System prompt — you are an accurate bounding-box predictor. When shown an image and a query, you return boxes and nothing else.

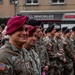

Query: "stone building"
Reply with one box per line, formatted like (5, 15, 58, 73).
(0, 0, 75, 27)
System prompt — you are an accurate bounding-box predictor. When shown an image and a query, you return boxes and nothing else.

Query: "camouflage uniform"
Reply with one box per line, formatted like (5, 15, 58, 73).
(23, 47, 41, 75)
(43, 36, 60, 75)
(0, 42, 27, 75)
(63, 37, 74, 75)
(70, 34, 75, 75)
(34, 38, 50, 73)
(70, 35, 75, 54)
(54, 37, 66, 75)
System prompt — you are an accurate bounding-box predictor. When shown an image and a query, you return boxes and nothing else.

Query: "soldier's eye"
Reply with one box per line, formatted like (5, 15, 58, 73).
(25, 27, 28, 31)
(17, 27, 23, 31)
(33, 34, 37, 37)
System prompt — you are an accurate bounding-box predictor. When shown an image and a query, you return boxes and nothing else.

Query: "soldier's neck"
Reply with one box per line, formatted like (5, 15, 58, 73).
(23, 44, 31, 50)
(9, 41, 23, 50)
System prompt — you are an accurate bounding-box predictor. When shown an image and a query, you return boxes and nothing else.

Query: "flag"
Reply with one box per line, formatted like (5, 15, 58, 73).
(0, 62, 5, 71)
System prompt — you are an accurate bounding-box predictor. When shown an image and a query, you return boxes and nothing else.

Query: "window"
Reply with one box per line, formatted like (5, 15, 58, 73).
(10, 0, 18, 5)
(26, 0, 38, 5)
(0, 0, 2, 3)
(51, 0, 65, 4)
(10, 0, 14, 3)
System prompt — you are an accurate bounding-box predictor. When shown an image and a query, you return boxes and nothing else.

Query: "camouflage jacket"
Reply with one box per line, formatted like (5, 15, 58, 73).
(34, 38, 50, 69)
(53, 37, 66, 63)
(0, 42, 27, 75)
(63, 37, 74, 62)
(23, 48, 41, 75)
(70, 35, 75, 54)
(43, 36, 58, 67)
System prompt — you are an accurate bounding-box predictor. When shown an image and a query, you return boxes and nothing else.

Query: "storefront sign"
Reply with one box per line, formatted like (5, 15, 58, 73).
(26, 14, 54, 20)
(62, 13, 75, 21)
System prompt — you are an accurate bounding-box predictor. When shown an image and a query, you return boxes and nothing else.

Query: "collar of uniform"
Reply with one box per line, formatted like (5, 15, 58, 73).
(5, 42, 22, 52)
(23, 47, 28, 53)
(23, 47, 32, 54)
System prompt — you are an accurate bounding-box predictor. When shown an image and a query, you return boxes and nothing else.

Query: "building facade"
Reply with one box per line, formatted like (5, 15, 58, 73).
(0, 0, 75, 27)
(0, 0, 15, 18)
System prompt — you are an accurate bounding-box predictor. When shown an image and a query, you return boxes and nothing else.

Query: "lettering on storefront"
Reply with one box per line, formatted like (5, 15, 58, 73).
(27, 14, 54, 20)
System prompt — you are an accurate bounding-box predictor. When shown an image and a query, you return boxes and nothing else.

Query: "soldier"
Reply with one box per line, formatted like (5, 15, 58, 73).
(0, 16, 29, 75)
(43, 25, 62, 75)
(35, 27, 50, 74)
(23, 25, 41, 75)
(54, 28, 66, 75)
(70, 27, 75, 75)
(61, 27, 67, 40)
(71, 26, 75, 52)
(63, 29, 74, 75)
(28, 19, 50, 74)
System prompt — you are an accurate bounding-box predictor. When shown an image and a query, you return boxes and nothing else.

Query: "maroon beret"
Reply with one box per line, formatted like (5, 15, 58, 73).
(28, 25, 36, 37)
(6, 16, 28, 35)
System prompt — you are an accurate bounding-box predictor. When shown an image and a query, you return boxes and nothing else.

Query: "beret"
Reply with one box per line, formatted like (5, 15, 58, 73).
(45, 25, 54, 33)
(28, 19, 42, 26)
(6, 16, 28, 35)
(72, 27, 75, 31)
(62, 27, 67, 32)
(56, 28, 61, 32)
(28, 25, 36, 37)
(64, 29, 70, 34)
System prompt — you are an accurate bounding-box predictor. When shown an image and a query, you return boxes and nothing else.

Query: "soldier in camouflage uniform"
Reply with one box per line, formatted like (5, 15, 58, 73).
(70, 27, 75, 75)
(34, 27, 50, 74)
(61, 27, 67, 40)
(71, 27, 75, 54)
(0, 16, 29, 75)
(28, 19, 50, 74)
(43, 25, 62, 75)
(54, 28, 67, 75)
(63, 29, 74, 75)
(23, 25, 41, 75)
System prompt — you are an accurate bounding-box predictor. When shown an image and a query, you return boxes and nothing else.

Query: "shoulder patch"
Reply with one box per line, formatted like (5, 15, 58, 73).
(0, 62, 5, 71)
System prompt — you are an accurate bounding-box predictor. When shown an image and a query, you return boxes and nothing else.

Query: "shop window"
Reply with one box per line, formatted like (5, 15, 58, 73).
(0, 0, 2, 3)
(26, 0, 38, 5)
(51, 0, 65, 4)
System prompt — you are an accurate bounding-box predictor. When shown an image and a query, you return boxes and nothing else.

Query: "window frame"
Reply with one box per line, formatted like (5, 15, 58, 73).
(25, 0, 39, 5)
(51, 0, 66, 5)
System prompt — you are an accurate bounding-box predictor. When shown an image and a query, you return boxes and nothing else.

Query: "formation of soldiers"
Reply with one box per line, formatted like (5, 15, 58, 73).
(0, 16, 75, 75)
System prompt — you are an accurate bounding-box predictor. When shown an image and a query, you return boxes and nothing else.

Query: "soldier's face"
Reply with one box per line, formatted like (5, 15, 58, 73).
(66, 32, 71, 38)
(10, 25, 29, 44)
(51, 29, 56, 35)
(56, 32, 61, 37)
(26, 34, 37, 47)
(36, 28, 43, 38)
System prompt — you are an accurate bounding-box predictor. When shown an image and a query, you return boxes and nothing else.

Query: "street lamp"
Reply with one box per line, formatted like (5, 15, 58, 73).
(14, 0, 18, 16)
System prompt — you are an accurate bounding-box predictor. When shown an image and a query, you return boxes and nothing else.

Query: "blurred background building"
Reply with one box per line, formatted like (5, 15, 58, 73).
(0, 0, 75, 28)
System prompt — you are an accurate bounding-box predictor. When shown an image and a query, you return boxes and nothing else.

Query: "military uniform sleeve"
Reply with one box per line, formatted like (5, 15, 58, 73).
(40, 48, 50, 69)
(46, 43, 58, 59)
(64, 42, 74, 59)
(0, 51, 13, 75)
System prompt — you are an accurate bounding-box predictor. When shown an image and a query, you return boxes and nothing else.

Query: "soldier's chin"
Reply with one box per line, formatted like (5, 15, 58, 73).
(21, 40, 27, 43)
(31, 44, 35, 47)
(18, 39, 26, 44)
